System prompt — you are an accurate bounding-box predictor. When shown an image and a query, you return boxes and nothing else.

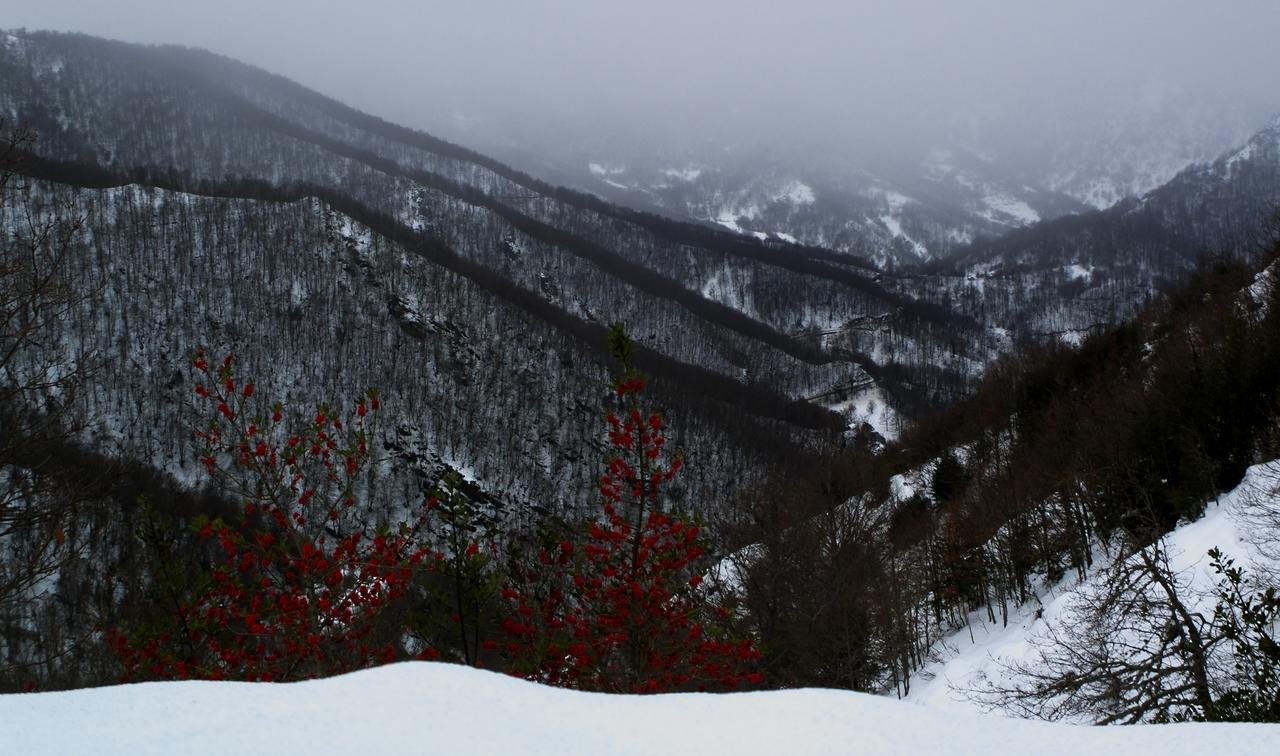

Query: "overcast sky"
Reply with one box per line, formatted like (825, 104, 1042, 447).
(4, 1, 1279, 161)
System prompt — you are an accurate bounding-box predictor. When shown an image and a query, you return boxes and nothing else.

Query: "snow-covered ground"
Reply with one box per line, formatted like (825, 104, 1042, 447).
(4, 662, 1277, 755)
(908, 460, 1280, 718)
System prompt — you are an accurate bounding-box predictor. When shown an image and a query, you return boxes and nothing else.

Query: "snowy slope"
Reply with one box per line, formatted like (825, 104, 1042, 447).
(908, 460, 1280, 717)
(3, 662, 1278, 755)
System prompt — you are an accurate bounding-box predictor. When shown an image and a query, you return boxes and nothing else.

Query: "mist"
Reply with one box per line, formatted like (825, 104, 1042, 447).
(5, 0, 1280, 167)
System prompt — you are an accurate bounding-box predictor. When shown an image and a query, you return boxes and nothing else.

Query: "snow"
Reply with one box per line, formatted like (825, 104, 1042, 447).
(881, 190, 915, 211)
(712, 209, 748, 234)
(878, 214, 929, 259)
(4, 662, 1276, 755)
(1063, 263, 1093, 281)
(709, 180, 815, 237)
(889, 472, 916, 502)
(699, 265, 757, 316)
(830, 386, 899, 441)
(980, 192, 1041, 225)
(1226, 142, 1255, 169)
(587, 162, 626, 177)
(772, 231, 798, 244)
(662, 166, 702, 182)
(1244, 262, 1276, 316)
(1069, 177, 1124, 210)
(864, 186, 917, 213)
(776, 180, 816, 205)
(907, 460, 1280, 718)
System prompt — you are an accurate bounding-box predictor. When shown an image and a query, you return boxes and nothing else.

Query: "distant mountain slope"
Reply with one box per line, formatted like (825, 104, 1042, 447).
(952, 118, 1280, 272)
(894, 117, 1280, 340)
(493, 140, 1091, 268)
(462, 86, 1271, 268)
(1011, 86, 1270, 210)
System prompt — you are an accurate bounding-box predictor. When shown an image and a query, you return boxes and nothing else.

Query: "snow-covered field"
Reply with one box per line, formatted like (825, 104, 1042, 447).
(3, 661, 1276, 755)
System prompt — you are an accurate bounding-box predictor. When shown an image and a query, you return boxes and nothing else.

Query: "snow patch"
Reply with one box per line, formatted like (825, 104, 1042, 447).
(980, 193, 1040, 225)
(889, 473, 916, 503)
(662, 166, 702, 182)
(879, 215, 929, 259)
(1062, 264, 1093, 281)
(866, 186, 917, 212)
(1226, 142, 1255, 169)
(713, 211, 747, 234)
(587, 162, 625, 177)
(830, 387, 899, 441)
(776, 180, 816, 205)
(699, 266, 756, 316)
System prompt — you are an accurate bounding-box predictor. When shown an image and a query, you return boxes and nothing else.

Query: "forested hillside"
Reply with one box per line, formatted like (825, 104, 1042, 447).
(0, 30, 1040, 526)
(729, 249, 1280, 713)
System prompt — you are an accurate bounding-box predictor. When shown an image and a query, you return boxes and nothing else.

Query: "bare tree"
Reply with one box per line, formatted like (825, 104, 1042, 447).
(973, 533, 1224, 723)
(0, 123, 100, 688)
(1234, 460, 1280, 583)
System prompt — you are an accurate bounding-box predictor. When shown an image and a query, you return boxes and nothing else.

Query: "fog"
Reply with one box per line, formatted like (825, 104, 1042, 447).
(5, 0, 1280, 166)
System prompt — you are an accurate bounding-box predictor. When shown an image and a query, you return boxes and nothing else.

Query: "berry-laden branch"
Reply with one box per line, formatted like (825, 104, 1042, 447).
(496, 324, 763, 693)
(107, 351, 438, 682)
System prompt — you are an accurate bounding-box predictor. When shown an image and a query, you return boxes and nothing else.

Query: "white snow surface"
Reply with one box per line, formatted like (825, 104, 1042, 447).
(663, 166, 703, 182)
(776, 179, 816, 205)
(1063, 263, 1094, 281)
(830, 387, 899, 441)
(588, 162, 626, 177)
(907, 460, 1280, 719)
(4, 661, 1276, 755)
(979, 192, 1041, 225)
(878, 214, 929, 259)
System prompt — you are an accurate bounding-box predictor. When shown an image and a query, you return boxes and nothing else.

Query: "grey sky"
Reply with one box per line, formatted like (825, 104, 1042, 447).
(4, 1, 1279, 160)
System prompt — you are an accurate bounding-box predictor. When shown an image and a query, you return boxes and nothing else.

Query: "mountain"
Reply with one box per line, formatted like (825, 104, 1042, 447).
(998, 85, 1271, 210)
(0, 29, 1002, 523)
(453, 86, 1273, 268)
(474, 137, 1092, 268)
(4, 29, 1278, 516)
(914, 115, 1280, 340)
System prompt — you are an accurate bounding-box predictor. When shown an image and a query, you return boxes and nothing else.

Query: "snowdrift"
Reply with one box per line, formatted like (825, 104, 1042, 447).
(3, 661, 1277, 755)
